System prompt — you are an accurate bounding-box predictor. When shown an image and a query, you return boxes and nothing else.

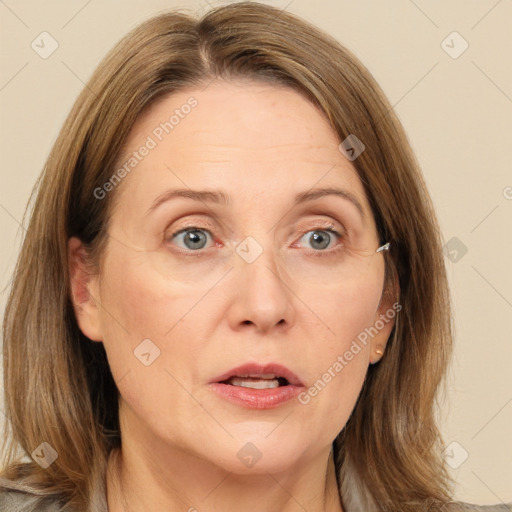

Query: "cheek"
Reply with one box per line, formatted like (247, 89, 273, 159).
(307, 269, 383, 352)
(295, 272, 382, 434)
(96, 245, 208, 384)
(95, 248, 213, 438)
(99, 238, 217, 336)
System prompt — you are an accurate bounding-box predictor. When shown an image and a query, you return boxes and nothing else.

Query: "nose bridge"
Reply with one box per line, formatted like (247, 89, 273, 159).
(229, 233, 295, 332)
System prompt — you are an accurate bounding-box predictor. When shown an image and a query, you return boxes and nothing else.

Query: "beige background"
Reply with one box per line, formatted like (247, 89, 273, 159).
(1, 0, 511, 505)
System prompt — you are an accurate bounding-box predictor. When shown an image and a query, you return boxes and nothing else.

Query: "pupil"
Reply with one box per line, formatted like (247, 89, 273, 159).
(185, 230, 206, 249)
(311, 231, 330, 250)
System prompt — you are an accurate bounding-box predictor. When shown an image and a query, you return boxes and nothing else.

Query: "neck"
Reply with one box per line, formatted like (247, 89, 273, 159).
(106, 412, 343, 512)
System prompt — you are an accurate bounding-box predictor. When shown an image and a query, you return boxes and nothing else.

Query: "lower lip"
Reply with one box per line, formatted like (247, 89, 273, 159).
(209, 382, 304, 409)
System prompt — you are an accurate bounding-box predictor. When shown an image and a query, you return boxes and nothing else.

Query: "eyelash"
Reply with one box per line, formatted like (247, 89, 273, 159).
(165, 223, 346, 257)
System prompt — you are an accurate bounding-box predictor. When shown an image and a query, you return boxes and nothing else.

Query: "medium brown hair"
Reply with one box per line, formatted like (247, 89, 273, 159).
(2, 2, 454, 510)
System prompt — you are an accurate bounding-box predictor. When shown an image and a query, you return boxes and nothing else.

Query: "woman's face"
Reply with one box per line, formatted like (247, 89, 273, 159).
(74, 79, 394, 474)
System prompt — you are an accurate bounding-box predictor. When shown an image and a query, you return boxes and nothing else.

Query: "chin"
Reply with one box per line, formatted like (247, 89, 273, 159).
(202, 428, 315, 475)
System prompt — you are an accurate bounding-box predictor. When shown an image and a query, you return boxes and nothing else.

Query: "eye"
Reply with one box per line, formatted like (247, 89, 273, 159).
(297, 228, 343, 251)
(166, 225, 344, 254)
(169, 228, 214, 251)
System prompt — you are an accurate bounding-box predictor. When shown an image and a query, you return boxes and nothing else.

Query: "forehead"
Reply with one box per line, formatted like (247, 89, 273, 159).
(124, 80, 341, 159)
(112, 79, 373, 220)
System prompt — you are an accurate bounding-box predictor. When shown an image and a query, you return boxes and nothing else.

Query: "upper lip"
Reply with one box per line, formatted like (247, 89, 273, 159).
(211, 362, 304, 386)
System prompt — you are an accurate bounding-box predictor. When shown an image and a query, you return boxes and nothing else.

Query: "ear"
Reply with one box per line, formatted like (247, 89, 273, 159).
(369, 271, 400, 365)
(68, 237, 103, 342)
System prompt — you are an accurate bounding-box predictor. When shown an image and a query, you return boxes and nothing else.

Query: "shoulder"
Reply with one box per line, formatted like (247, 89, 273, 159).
(0, 477, 65, 512)
(451, 502, 512, 512)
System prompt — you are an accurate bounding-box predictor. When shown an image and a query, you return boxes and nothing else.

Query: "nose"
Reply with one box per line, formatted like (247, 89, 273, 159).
(226, 244, 296, 335)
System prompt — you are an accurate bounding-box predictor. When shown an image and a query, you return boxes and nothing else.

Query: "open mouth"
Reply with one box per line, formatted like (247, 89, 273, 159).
(210, 364, 304, 409)
(221, 374, 290, 389)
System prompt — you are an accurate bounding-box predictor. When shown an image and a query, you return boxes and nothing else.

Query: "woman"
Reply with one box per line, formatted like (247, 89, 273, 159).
(1, 2, 509, 511)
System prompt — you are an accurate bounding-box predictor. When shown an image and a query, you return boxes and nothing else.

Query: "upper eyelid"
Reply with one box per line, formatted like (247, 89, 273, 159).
(166, 219, 344, 237)
(165, 212, 346, 233)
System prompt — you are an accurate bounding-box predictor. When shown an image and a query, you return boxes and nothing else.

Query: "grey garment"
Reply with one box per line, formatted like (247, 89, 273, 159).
(0, 491, 62, 512)
(0, 478, 76, 512)
(456, 506, 512, 512)
(1, 481, 511, 512)
(0, 489, 65, 512)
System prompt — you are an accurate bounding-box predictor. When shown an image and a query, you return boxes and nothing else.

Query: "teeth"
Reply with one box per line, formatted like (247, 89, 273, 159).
(237, 373, 276, 379)
(228, 377, 280, 389)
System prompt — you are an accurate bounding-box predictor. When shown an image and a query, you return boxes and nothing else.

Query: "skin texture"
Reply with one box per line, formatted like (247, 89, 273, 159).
(69, 79, 395, 512)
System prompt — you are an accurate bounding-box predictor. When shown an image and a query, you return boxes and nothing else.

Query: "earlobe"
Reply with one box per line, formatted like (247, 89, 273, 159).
(369, 310, 395, 364)
(68, 237, 103, 342)
(370, 274, 400, 365)
(370, 345, 385, 365)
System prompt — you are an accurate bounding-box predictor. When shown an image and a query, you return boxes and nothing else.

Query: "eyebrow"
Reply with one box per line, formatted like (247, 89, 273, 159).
(146, 186, 365, 218)
(294, 187, 365, 218)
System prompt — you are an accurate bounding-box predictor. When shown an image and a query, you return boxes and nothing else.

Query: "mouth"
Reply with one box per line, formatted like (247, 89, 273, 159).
(209, 363, 305, 409)
(221, 374, 290, 389)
